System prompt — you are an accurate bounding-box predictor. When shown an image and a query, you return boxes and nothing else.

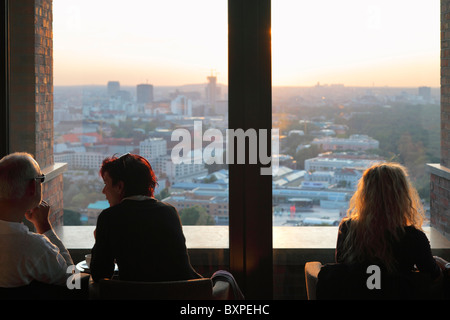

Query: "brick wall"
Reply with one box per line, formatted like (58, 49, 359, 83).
(443, 1, 450, 168)
(34, 0, 54, 168)
(10, 0, 64, 226)
(430, 0, 450, 240)
(430, 172, 450, 237)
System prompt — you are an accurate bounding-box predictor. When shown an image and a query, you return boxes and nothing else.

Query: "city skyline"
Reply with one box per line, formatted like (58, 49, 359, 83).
(53, 0, 439, 88)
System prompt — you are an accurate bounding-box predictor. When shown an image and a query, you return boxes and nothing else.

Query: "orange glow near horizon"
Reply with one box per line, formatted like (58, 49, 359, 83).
(53, 0, 440, 88)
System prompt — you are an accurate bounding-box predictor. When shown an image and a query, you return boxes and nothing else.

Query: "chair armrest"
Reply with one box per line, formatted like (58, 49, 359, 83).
(305, 261, 323, 300)
(75, 272, 91, 285)
(305, 261, 322, 278)
(212, 280, 231, 300)
(66, 272, 90, 299)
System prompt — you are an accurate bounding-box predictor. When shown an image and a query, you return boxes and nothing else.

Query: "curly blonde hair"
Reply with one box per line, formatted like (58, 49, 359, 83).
(339, 162, 425, 272)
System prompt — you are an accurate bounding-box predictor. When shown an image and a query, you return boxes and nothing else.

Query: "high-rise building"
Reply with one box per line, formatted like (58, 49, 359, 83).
(107, 81, 120, 97)
(206, 75, 216, 105)
(311, 134, 379, 152)
(418, 86, 431, 102)
(136, 84, 154, 104)
(205, 73, 221, 114)
(139, 137, 167, 162)
(170, 95, 192, 116)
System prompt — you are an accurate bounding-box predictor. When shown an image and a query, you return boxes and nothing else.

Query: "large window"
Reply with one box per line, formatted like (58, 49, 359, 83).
(272, 0, 440, 229)
(50, 0, 443, 299)
(271, 0, 440, 299)
(53, 0, 229, 228)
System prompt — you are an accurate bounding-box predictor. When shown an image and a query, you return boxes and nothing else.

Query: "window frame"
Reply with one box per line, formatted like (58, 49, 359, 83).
(228, 0, 273, 299)
(0, 0, 9, 159)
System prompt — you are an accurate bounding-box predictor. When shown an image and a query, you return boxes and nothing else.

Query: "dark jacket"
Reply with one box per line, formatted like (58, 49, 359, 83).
(336, 219, 441, 279)
(90, 198, 201, 282)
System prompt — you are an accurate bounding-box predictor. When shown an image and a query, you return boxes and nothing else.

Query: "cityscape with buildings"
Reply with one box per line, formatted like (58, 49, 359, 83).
(54, 76, 440, 227)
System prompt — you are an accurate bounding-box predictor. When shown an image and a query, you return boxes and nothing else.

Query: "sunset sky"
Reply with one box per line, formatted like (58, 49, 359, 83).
(53, 0, 440, 88)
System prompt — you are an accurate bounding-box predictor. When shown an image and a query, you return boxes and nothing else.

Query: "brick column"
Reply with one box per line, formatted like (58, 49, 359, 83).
(10, 0, 66, 226)
(443, 1, 450, 168)
(35, 0, 53, 168)
(429, 0, 450, 239)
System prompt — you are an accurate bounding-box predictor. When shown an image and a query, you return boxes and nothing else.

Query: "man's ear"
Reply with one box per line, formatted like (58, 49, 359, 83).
(26, 179, 36, 196)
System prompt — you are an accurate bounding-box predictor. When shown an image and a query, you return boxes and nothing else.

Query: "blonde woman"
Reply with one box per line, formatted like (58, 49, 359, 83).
(336, 163, 447, 281)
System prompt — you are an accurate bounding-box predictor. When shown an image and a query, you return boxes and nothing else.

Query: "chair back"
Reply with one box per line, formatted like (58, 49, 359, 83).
(316, 263, 439, 300)
(0, 273, 90, 300)
(98, 278, 213, 300)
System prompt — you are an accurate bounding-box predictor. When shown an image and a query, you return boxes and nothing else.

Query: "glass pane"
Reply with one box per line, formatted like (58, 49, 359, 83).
(272, 0, 440, 299)
(53, 0, 228, 275)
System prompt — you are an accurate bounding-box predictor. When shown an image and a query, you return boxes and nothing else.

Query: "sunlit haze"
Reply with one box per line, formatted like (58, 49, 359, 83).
(53, 0, 439, 87)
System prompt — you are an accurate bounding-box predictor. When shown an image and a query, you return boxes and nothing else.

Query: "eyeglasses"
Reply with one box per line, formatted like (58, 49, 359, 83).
(34, 174, 45, 183)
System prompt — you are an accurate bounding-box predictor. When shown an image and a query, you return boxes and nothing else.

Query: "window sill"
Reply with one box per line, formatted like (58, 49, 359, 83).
(427, 163, 450, 180)
(42, 162, 68, 182)
(54, 225, 450, 250)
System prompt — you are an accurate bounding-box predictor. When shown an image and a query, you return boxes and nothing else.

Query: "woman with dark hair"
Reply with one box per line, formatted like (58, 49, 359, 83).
(335, 163, 448, 287)
(90, 153, 202, 283)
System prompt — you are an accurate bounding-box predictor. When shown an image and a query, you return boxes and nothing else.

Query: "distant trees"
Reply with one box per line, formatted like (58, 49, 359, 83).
(155, 187, 170, 201)
(279, 118, 322, 168)
(279, 102, 439, 200)
(345, 104, 439, 160)
(293, 144, 322, 170)
(179, 206, 215, 225)
(64, 182, 103, 210)
(110, 118, 158, 138)
(63, 209, 82, 226)
(343, 103, 440, 199)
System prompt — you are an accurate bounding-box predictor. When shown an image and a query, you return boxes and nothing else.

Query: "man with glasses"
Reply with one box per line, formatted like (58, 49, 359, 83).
(0, 152, 73, 288)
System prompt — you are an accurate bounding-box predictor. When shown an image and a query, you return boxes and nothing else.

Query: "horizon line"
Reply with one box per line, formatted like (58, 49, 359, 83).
(53, 83, 440, 89)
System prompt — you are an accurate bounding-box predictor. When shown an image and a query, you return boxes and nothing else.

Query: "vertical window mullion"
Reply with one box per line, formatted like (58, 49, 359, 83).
(0, 0, 9, 158)
(228, 0, 273, 299)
